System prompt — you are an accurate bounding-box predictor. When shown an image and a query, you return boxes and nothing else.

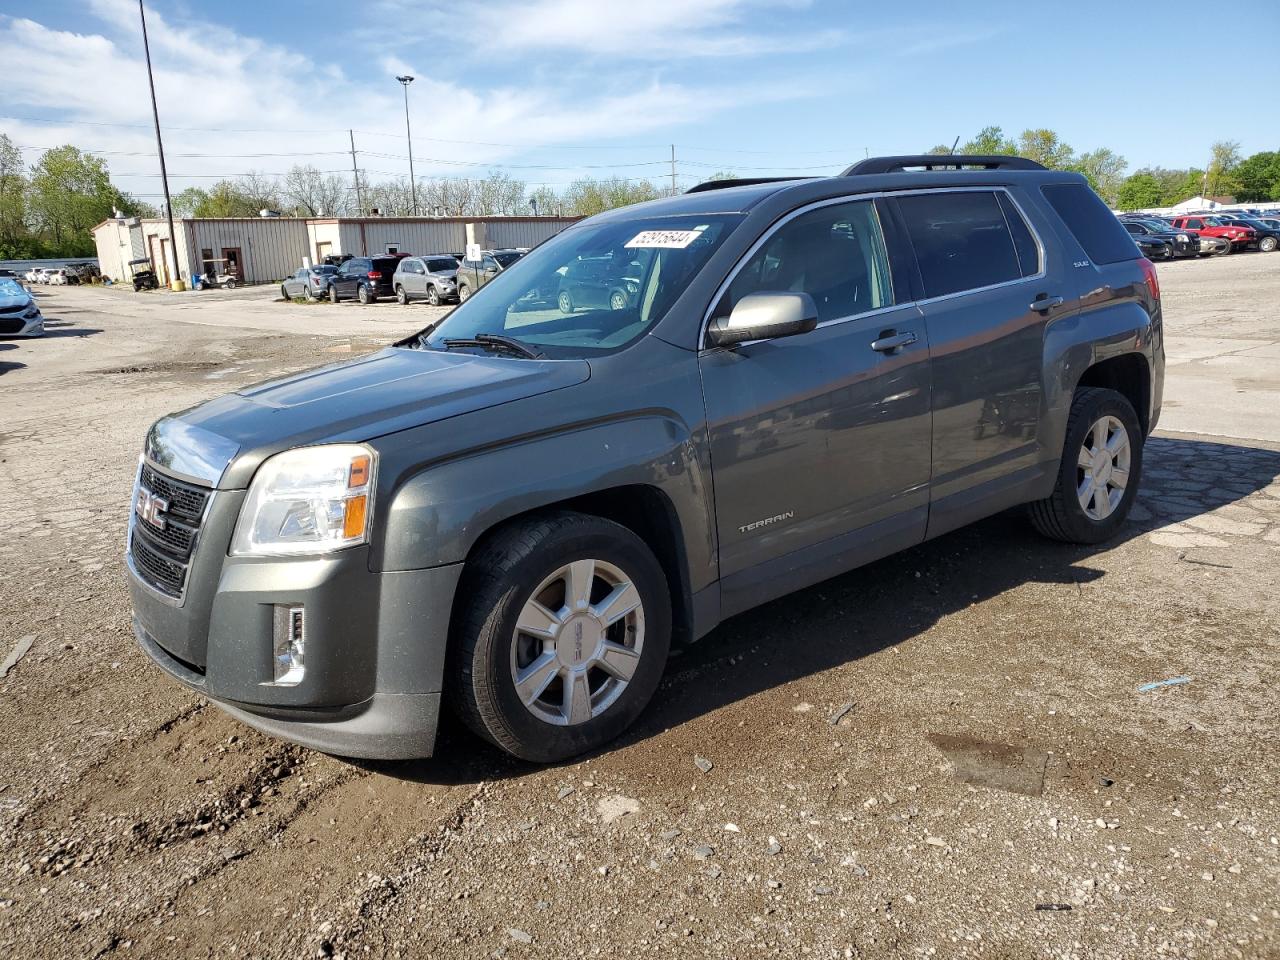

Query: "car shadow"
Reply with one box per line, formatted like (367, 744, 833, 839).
(35, 324, 103, 339)
(356, 435, 1280, 785)
(0, 342, 25, 375)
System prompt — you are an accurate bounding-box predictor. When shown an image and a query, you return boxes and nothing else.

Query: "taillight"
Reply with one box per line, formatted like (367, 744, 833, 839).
(367, 271, 382, 279)
(1138, 257, 1160, 302)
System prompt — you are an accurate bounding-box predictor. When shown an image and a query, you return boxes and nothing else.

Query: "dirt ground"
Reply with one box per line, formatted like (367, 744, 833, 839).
(1, 256, 1278, 960)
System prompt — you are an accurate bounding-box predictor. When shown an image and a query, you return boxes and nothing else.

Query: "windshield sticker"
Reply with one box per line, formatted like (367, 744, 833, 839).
(625, 229, 704, 249)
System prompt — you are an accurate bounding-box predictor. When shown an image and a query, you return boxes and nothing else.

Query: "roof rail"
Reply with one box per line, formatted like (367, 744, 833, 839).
(685, 176, 808, 194)
(842, 155, 1047, 176)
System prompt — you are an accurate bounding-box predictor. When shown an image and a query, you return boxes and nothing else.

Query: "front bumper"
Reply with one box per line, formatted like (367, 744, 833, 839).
(129, 535, 464, 759)
(0, 312, 44, 337)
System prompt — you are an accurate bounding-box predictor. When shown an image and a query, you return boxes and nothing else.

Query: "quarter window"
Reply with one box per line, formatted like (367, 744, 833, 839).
(717, 199, 894, 324)
(997, 193, 1041, 277)
(897, 191, 1022, 298)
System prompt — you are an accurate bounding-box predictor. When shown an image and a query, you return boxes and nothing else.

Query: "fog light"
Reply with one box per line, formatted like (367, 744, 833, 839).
(270, 605, 306, 685)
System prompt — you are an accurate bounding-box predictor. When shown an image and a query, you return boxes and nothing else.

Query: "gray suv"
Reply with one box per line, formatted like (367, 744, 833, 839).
(127, 155, 1163, 763)
(392, 255, 460, 306)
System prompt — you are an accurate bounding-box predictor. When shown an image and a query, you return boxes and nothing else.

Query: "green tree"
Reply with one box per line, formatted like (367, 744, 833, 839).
(1116, 172, 1163, 211)
(1206, 140, 1242, 198)
(562, 177, 660, 216)
(187, 180, 263, 217)
(26, 145, 132, 255)
(1071, 147, 1128, 205)
(1231, 150, 1280, 202)
(527, 185, 560, 217)
(1016, 129, 1075, 169)
(172, 187, 209, 218)
(0, 133, 27, 257)
(964, 126, 1017, 155)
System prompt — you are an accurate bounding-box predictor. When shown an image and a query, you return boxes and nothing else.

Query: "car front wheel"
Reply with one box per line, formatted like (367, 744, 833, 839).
(329, 285, 339, 303)
(1029, 387, 1143, 544)
(1260, 236, 1278, 253)
(426, 285, 440, 306)
(396, 285, 409, 305)
(448, 512, 671, 763)
(458, 283, 471, 303)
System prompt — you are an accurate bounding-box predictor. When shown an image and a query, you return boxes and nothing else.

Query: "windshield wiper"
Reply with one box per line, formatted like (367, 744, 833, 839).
(441, 332, 545, 359)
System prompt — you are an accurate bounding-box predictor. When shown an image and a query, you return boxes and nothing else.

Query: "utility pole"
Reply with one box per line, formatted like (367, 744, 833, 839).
(670, 144, 677, 195)
(396, 75, 418, 216)
(139, 0, 181, 290)
(349, 129, 364, 215)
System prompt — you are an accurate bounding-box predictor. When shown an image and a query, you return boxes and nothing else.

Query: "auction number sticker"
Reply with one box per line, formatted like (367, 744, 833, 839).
(625, 229, 704, 249)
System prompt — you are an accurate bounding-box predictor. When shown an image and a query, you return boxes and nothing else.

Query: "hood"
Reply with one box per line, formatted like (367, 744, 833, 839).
(0, 290, 32, 311)
(150, 346, 590, 488)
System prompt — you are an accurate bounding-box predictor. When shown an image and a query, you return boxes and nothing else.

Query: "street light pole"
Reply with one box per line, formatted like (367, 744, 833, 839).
(396, 75, 418, 216)
(139, 0, 182, 289)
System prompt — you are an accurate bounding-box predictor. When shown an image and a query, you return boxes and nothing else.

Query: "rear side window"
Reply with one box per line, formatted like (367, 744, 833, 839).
(897, 191, 1022, 298)
(1042, 183, 1140, 264)
(997, 193, 1041, 277)
(372, 257, 401, 272)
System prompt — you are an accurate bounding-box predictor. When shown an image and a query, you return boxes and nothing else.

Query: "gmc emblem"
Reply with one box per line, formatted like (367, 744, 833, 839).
(134, 486, 169, 530)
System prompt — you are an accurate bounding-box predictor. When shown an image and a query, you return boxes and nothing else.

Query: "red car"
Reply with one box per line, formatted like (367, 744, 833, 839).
(1168, 215, 1256, 253)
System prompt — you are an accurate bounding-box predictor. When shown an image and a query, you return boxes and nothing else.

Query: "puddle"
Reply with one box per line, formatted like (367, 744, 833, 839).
(928, 733, 1048, 797)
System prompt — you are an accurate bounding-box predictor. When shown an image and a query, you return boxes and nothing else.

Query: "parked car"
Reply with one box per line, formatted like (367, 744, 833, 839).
(1119, 219, 1197, 258)
(1167, 215, 1256, 252)
(1217, 217, 1280, 252)
(46, 268, 70, 285)
(0, 269, 15, 279)
(392, 255, 460, 305)
(455, 249, 524, 302)
(1130, 234, 1172, 260)
(280, 264, 337, 301)
(127, 154, 1163, 763)
(325, 255, 405, 303)
(0, 277, 44, 337)
(556, 253, 643, 312)
(23, 268, 43, 283)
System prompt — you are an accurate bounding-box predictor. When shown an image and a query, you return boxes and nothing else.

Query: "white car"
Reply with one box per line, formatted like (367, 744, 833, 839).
(25, 268, 45, 284)
(46, 269, 68, 285)
(0, 277, 44, 337)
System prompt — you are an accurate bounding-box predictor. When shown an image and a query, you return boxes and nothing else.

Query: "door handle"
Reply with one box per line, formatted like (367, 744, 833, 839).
(1030, 294, 1064, 313)
(870, 330, 917, 353)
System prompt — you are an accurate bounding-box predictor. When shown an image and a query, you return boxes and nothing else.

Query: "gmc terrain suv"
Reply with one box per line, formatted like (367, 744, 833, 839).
(127, 155, 1164, 763)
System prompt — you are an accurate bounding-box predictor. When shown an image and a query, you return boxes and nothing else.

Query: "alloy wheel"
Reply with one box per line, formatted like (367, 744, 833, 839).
(509, 558, 644, 726)
(1077, 415, 1131, 520)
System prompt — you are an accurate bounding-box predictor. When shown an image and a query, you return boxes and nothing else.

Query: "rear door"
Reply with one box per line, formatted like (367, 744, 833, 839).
(699, 196, 932, 613)
(889, 188, 1068, 534)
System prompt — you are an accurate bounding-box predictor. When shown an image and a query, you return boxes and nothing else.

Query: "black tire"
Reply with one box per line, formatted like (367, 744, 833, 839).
(1217, 241, 1233, 255)
(1029, 387, 1143, 544)
(448, 512, 672, 763)
(396, 285, 409, 305)
(329, 284, 339, 303)
(425, 285, 440, 306)
(224, 279, 237, 290)
(281, 285, 290, 301)
(1260, 236, 1278, 253)
(458, 282, 471, 303)
(558, 290, 574, 314)
(609, 289, 628, 310)
(357, 284, 372, 305)
(304, 284, 317, 301)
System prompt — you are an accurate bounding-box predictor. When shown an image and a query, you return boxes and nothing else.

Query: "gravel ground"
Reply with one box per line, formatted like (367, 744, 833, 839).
(1, 257, 1278, 959)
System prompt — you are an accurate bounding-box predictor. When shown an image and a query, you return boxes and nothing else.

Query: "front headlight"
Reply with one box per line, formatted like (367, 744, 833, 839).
(230, 444, 375, 556)
(1177, 233, 1189, 242)
(23, 304, 39, 318)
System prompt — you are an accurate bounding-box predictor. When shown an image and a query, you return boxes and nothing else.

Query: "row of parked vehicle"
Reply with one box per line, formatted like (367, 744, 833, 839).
(18, 263, 101, 285)
(280, 248, 528, 307)
(1117, 209, 1280, 260)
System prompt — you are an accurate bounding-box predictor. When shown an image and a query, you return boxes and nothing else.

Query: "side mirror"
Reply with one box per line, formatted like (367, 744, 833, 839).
(706, 292, 819, 348)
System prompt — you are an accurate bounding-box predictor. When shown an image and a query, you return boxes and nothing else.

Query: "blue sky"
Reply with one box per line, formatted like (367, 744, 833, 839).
(1, 0, 1277, 204)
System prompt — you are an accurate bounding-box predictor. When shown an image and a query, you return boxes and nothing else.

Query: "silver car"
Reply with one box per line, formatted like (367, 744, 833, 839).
(0, 277, 44, 337)
(391, 255, 459, 306)
(280, 264, 337, 301)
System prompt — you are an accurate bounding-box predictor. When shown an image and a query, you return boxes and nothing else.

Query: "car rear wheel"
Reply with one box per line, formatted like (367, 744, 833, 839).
(609, 290, 628, 310)
(1260, 236, 1278, 253)
(395, 285, 408, 305)
(304, 284, 317, 301)
(1029, 387, 1143, 544)
(558, 290, 574, 314)
(458, 283, 471, 303)
(358, 284, 372, 305)
(448, 512, 671, 763)
(426, 285, 440, 306)
(224, 279, 237, 289)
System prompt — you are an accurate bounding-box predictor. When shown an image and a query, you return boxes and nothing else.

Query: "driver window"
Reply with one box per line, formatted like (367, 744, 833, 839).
(482, 254, 499, 271)
(718, 200, 893, 324)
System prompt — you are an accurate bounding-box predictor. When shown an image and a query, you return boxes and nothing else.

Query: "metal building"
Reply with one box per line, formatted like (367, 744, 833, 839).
(91, 215, 580, 286)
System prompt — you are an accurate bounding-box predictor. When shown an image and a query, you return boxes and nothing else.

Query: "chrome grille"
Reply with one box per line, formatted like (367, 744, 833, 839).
(129, 463, 212, 601)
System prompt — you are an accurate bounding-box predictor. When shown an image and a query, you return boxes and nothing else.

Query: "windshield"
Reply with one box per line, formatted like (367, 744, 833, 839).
(0, 278, 27, 297)
(422, 214, 743, 358)
(493, 251, 523, 268)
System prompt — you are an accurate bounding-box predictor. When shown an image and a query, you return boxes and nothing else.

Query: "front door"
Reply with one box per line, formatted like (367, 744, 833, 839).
(221, 247, 243, 280)
(699, 198, 932, 615)
(149, 235, 168, 285)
